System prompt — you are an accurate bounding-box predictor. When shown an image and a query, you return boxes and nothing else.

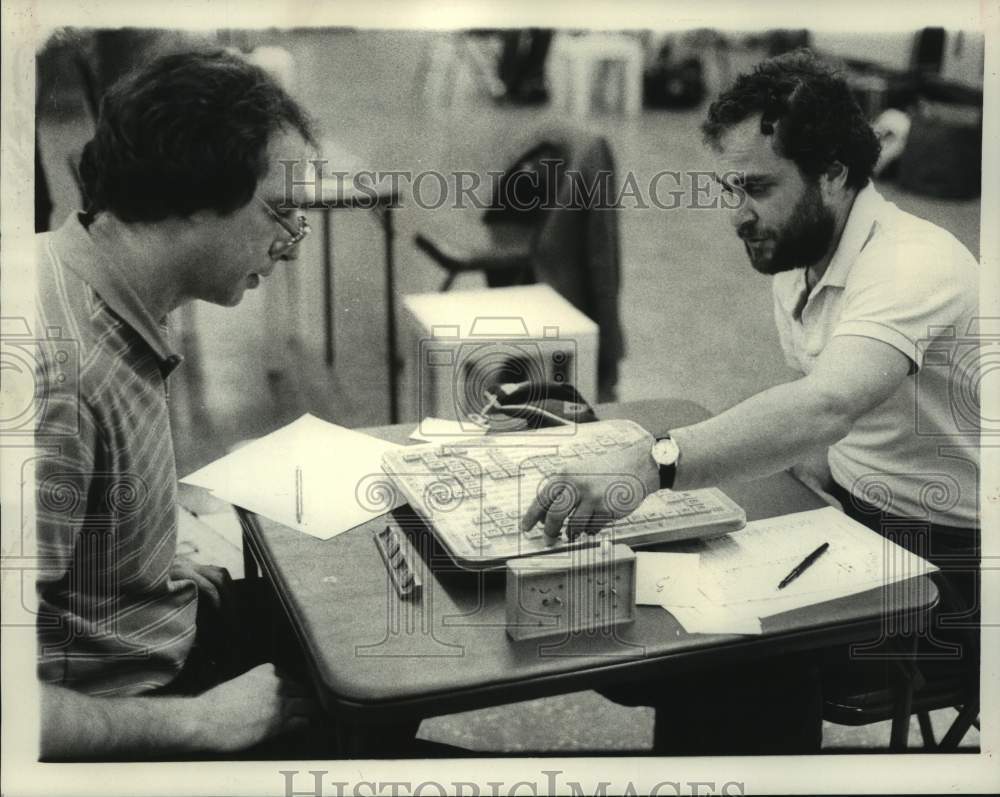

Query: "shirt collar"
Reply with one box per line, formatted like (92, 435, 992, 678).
(813, 181, 887, 292)
(50, 213, 183, 373)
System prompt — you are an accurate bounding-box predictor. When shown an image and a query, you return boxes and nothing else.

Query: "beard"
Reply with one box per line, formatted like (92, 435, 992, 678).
(738, 182, 836, 275)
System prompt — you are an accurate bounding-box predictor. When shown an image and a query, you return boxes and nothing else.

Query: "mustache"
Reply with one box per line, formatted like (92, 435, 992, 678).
(737, 223, 770, 241)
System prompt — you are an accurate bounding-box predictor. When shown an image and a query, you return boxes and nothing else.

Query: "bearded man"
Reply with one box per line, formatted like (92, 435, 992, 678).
(523, 49, 980, 753)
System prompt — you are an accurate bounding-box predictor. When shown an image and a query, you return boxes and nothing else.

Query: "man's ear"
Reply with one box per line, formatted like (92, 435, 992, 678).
(820, 161, 850, 199)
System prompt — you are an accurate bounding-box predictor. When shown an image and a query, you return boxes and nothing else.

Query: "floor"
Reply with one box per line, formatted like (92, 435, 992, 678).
(37, 28, 981, 754)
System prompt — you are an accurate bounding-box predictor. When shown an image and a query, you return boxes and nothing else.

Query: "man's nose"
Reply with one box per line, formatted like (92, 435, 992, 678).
(731, 196, 757, 232)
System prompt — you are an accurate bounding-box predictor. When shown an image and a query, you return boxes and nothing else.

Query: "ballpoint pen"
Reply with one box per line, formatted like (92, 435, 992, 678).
(777, 542, 829, 590)
(295, 465, 303, 525)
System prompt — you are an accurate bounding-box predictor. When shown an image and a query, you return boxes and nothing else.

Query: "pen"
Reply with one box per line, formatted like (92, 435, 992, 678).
(295, 466, 303, 525)
(777, 542, 829, 590)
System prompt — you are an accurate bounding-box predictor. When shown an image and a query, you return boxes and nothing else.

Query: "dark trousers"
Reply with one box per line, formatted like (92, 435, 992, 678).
(160, 578, 303, 695)
(602, 487, 981, 754)
(828, 481, 980, 620)
(825, 482, 980, 691)
(601, 652, 823, 755)
(154, 578, 334, 759)
(160, 578, 434, 758)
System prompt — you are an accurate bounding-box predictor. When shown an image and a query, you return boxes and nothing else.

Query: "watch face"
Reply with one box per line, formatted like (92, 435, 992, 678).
(653, 437, 680, 467)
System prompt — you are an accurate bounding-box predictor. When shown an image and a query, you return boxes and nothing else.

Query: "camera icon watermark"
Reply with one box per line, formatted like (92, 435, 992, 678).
(416, 316, 580, 437)
(1, 316, 80, 437)
(916, 317, 999, 437)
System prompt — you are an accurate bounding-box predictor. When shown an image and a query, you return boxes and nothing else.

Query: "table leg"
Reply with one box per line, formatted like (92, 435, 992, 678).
(383, 205, 399, 423)
(889, 666, 915, 751)
(323, 210, 335, 366)
(329, 715, 423, 757)
(888, 636, 920, 751)
(242, 527, 261, 580)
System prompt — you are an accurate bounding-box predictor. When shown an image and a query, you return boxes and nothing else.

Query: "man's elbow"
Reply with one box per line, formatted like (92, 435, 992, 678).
(39, 684, 70, 761)
(39, 683, 108, 761)
(807, 383, 862, 445)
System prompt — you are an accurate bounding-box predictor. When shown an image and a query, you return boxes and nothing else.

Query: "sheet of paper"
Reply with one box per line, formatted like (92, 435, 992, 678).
(181, 414, 405, 540)
(635, 551, 762, 634)
(635, 552, 701, 606)
(665, 604, 763, 635)
(696, 507, 939, 618)
(410, 417, 488, 443)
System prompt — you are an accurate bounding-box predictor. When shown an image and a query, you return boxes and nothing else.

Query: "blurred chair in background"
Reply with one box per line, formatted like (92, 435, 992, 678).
(416, 31, 507, 107)
(496, 29, 554, 105)
(548, 32, 644, 117)
(414, 124, 625, 402)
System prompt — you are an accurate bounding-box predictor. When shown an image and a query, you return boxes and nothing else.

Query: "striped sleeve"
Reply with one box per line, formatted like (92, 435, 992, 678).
(35, 374, 101, 597)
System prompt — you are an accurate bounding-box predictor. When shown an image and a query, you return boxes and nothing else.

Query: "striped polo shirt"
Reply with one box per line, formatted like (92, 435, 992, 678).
(35, 213, 198, 696)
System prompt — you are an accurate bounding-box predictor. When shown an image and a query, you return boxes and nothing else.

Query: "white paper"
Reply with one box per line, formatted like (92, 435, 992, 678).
(666, 604, 763, 635)
(410, 417, 488, 443)
(644, 507, 938, 635)
(635, 552, 701, 606)
(181, 414, 405, 540)
(696, 507, 939, 619)
(635, 551, 762, 634)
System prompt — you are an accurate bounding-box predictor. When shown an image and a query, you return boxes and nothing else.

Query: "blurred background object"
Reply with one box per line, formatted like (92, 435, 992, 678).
(871, 109, 912, 178)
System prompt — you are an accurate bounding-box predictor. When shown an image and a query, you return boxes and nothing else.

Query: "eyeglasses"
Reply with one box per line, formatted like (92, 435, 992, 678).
(255, 194, 311, 252)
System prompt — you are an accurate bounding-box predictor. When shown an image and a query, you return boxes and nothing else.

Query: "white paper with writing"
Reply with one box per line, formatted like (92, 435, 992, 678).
(181, 414, 404, 540)
(696, 507, 939, 618)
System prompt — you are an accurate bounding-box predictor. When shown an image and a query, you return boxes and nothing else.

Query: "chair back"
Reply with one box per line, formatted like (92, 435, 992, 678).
(484, 141, 562, 227)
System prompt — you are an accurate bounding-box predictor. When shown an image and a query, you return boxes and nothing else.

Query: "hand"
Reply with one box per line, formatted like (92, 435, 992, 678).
(520, 426, 660, 540)
(170, 561, 241, 653)
(194, 663, 320, 752)
(170, 560, 233, 614)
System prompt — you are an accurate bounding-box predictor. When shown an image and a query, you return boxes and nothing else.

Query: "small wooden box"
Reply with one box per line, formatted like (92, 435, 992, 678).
(505, 540, 636, 640)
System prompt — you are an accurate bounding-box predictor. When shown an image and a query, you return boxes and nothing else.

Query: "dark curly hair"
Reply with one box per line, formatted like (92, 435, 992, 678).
(79, 48, 316, 222)
(702, 49, 880, 190)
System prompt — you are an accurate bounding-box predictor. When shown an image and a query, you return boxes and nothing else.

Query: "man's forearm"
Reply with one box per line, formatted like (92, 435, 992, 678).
(669, 377, 852, 490)
(40, 684, 207, 760)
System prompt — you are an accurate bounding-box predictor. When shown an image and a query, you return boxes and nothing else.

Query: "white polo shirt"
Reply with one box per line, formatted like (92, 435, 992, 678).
(772, 183, 979, 528)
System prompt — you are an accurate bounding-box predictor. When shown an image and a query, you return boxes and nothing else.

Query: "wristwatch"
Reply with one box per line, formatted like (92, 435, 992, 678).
(651, 435, 681, 490)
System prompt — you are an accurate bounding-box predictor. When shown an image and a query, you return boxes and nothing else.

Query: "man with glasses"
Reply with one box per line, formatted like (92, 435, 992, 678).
(34, 49, 320, 759)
